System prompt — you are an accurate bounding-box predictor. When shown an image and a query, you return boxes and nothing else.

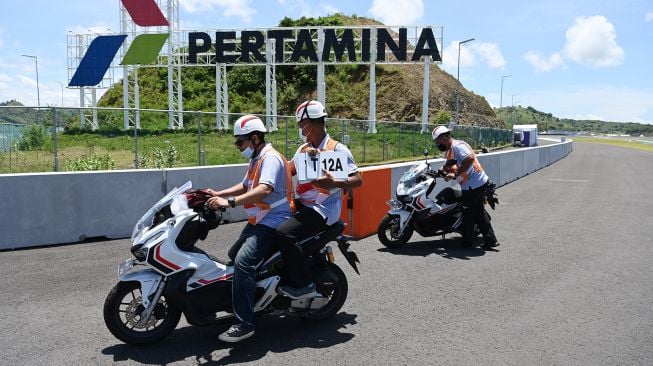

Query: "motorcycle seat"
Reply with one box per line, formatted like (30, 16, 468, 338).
(298, 220, 346, 255)
(254, 221, 347, 277)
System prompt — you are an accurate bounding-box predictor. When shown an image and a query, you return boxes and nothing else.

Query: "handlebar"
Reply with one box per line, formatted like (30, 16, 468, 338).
(203, 202, 226, 212)
(426, 168, 446, 178)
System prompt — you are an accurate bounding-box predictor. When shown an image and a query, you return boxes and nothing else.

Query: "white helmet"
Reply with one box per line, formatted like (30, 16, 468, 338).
(295, 100, 327, 122)
(234, 115, 266, 136)
(431, 125, 451, 140)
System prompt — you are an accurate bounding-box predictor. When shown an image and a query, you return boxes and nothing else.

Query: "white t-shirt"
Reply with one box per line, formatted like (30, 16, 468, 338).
(241, 143, 292, 229)
(450, 140, 488, 190)
(292, 134, 358, 225)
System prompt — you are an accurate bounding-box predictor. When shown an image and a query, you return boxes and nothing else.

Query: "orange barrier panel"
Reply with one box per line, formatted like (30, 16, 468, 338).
(340, 168, 391, 239)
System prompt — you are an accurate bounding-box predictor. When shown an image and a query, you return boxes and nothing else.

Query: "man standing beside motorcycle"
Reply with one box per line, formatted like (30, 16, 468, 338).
(275, 100, 362, 299)
(432, 126, 500, 249)
(206, 115, 294, 343)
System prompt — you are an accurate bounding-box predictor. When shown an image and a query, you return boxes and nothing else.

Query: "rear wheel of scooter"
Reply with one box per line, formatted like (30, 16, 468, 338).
(377, 214, 413, 248)
(103, 281, 181, 345)
(301, 263, 348, 321)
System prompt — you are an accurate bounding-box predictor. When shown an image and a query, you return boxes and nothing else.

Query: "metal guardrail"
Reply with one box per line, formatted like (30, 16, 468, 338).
(0, 106, 511, 174)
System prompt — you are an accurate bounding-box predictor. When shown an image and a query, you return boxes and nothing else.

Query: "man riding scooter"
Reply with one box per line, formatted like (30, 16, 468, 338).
(275, 100, 362, 299)
(206, 115, 294, 342)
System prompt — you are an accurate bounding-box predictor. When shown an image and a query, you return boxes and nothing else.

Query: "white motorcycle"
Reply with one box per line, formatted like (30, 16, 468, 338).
(103, 181, 360, 345)
(377, 154, 497, 249)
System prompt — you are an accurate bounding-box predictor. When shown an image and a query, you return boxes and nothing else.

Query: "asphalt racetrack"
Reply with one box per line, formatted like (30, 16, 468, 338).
(1, 142, 651, 365)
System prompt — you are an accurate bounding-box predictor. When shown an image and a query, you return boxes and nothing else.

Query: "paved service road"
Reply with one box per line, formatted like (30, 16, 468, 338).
(1, 142, 651, 365)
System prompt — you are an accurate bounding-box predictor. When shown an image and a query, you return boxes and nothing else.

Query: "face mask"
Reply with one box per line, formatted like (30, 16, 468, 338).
(299, 125, 311, 143)
(437, 143, 448, 152)
(241, 146, 254, 159)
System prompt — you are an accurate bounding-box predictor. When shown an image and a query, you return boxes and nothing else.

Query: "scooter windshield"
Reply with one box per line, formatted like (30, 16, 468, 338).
(131, 181, 192, 241)
(400, 163, 427, 186)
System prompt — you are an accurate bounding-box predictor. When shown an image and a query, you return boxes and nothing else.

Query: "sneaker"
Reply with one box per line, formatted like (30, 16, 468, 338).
(482, 241, 500, 249)
(218, 324, 254, 343)
(278, 282, 318, 299)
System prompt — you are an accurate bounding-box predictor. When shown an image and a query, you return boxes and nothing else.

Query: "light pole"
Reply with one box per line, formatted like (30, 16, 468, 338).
(54, 81, 64, 106)
(455, 38, 474, 124)
(21, 54, 40, 107)
(457, 38, 474, 81)
(511, 93, 519, 124)
(500, 74, 511, 108)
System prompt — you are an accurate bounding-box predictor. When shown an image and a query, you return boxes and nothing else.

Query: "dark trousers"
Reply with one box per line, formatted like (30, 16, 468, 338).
(461, 183, 497, 246)
(275, 203, 328, 287)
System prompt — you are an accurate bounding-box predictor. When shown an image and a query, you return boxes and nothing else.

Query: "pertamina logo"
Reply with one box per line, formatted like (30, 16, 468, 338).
(68, 0, 169, 87)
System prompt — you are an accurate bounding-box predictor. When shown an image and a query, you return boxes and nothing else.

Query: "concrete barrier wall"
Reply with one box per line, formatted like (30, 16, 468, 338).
(1, 170, 163, 249)
(342, 140, 573, 238)
(0, 140, 573, 249)
(499, 149, 525, 186)
(164, 164, 249, 223)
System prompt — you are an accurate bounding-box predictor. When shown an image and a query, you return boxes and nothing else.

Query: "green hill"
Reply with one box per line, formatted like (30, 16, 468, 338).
(98, 14, 502, 129)
(0, 100, 35, 125)
(0, 100, 24, 107)
(495, 105, 653, 136)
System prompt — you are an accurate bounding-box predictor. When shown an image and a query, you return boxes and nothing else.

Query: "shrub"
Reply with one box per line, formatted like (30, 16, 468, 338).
(139, 145, 178, 169)
(16, 125, 49, 151)
(64, 154, 115, 171)
(435, 110, 452, 125)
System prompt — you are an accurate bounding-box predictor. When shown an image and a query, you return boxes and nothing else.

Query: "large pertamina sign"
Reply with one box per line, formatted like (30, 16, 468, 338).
(187, 27, 441, 65)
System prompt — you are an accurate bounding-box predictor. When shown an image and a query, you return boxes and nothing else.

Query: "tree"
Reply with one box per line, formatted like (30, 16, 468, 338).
(435, 110, 452, 124)
(16, 125, 48, 151)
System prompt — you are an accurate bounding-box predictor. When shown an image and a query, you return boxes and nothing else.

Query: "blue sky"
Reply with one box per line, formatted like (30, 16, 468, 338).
(1, 0, 652, 123)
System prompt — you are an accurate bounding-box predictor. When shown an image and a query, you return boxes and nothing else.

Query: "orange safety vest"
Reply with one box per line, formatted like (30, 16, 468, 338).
(445, 140, 484, 185)
(244, 145, 295, 225)
(295, 138, 341, 204)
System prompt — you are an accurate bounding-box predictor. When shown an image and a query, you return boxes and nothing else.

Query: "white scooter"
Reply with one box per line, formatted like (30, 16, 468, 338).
(103, 181, 360, 345)
(377, 152, 497, 248)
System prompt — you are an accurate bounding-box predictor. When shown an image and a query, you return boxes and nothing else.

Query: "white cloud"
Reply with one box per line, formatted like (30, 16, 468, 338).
(523, 51, 564, 73)
(66, 22, 115, 35)
(321, 4, 340, 15)
(276, 1, 340, 18)
(0, 74, 12, 90)
(0, 54, 29, 72)
(473, 43, 506, 69)
(0, 73, 83, 107)
(17, 75, 37, 88)
(525, 86, 653, 123)
(369, 0, 423, 26)
(441, 41, 506, 76)
(180, 0, 255, 22)
(563, 15, 624, 68)
(524, 15, 624, 73)
(646, 12, 653, 22)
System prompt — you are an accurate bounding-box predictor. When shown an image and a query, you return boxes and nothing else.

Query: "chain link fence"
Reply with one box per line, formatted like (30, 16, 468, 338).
(0, 106, 511, 174)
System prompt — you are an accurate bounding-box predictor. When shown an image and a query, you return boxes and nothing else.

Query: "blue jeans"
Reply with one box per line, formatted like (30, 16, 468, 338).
(229, 223, 277, 327)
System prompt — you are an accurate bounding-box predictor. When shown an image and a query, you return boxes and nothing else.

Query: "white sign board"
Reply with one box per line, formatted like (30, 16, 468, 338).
(296, 151, 349, 183)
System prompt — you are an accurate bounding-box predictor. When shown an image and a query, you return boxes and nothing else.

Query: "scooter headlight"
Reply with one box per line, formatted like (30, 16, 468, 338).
(130, 244, 148, 261)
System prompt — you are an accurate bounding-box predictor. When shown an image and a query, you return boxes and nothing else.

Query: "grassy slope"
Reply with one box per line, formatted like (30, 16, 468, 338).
(495, 106, 653, 136)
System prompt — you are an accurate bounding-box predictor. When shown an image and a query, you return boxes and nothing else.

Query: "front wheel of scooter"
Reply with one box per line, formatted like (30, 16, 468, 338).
(377, 214, 413, 248)
(103, 281, 181, 345)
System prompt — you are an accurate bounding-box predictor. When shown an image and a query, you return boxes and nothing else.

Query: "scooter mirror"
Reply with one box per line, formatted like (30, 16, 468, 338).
(423, 148, 428, 157)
